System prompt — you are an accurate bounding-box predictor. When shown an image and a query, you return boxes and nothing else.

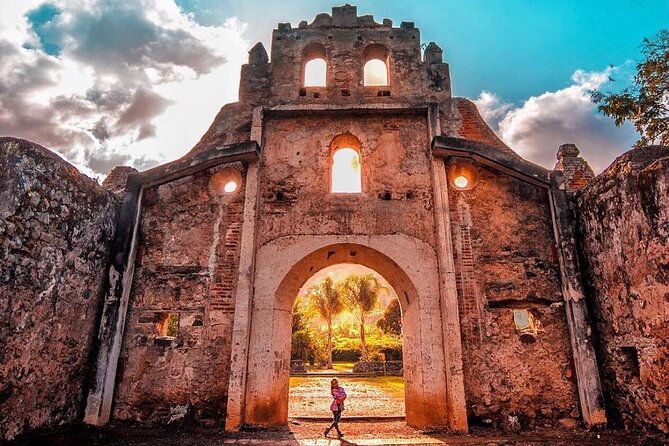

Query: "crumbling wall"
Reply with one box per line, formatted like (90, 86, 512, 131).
(577, 145, 669, 433)
(0, 137, 118, 441)
(258, 113, 435, 247)
(112, 163, 246, 425)
(449, 164, 579, 428)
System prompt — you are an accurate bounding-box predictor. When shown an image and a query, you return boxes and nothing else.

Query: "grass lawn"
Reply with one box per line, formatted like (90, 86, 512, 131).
(304, 361, 356, 372)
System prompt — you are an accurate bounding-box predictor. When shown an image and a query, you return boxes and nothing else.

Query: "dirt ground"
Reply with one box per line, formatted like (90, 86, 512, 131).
(6, 421, 668, 446)
(289, 376, 406, 417)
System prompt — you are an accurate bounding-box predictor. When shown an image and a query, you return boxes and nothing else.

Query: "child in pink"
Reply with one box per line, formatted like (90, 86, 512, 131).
(324, 378, 346, 438)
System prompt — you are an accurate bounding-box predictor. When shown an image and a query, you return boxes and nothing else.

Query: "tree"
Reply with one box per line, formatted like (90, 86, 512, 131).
(591, 30, 669, 147)
(291, 298, 314, 362)
(340, 274, 383, 361)
(377, 299, 402, 336)
(292, 297, 309, 332)
(306, 276, 344, 369)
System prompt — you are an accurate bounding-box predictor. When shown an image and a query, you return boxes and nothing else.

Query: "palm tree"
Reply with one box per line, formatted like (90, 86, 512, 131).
(306, 276, 344, 369)
(340, 274, 382, 361)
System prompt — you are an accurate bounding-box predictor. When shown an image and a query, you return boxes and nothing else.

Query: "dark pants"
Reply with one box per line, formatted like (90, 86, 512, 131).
(328, 410, 342, 433)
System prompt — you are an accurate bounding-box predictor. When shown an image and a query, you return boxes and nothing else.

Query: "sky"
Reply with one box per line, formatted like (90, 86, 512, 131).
(0, 1, 667, 178)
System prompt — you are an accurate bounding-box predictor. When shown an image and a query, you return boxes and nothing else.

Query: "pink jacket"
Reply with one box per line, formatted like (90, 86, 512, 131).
(330, 386, 347, 412)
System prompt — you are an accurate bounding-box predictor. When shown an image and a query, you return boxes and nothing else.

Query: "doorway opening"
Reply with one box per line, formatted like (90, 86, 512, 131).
(288, 263, 405, 419)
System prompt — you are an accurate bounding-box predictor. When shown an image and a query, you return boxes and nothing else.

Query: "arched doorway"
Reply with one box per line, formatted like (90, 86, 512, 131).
(288, 263, 406, 419)
(243, 237, 450, 429)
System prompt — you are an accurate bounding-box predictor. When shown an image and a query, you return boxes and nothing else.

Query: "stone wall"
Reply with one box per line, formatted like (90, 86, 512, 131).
(258, 113, 435, 248)
(0, 138, 119, 441)
(112, 163, 246, 425)
(449, 164, 579, 428)
(577, 146, 669, 433)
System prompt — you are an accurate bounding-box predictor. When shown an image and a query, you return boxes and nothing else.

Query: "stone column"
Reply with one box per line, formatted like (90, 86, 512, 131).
(549, 170, 607, 427)
(84, 182, 144, 425)
(428, 104, 468, 433)
(225, 107, 264, 431)
(554, 144, 594, 192)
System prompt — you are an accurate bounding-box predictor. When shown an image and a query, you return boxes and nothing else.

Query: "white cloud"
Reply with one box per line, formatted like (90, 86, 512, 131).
(474, 66, 639, 173)
(0, 0, 248, 178)
(473, 91, 512, 131)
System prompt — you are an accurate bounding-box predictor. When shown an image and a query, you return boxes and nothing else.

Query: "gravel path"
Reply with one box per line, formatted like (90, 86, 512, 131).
(289, 376, 406, 418)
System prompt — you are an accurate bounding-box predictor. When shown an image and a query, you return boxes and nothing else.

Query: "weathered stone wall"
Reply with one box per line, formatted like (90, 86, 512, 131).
(112, 163, 246, 425)
(449, 164, 579, 428)
(0, 137, 119, 441)
(240, 4, 450, 107)
(577, 146, 669, 433)
(258, 113, 435, 247)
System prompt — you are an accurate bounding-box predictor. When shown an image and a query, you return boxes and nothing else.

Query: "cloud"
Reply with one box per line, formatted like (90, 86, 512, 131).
(474, 91, 512, 132)
(0, 0, 248, 177)
(474, 67, 639, 173)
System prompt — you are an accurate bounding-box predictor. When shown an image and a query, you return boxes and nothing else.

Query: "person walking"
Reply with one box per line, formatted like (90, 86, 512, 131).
(324, 378, 346, 438)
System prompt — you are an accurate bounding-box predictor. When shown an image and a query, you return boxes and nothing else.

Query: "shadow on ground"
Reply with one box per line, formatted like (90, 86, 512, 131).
(4, 421, 668, 446)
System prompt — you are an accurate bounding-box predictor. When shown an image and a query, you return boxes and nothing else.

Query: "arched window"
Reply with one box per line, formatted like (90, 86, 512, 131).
(302, 43, 327, 87)
(304, 58, 326, 87)
(330, 133, 362, 193)
(363, 44, 389, 86)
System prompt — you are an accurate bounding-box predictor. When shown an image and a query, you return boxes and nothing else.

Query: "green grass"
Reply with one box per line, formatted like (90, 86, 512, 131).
(304, 361, 356, 372)
(289, 376, 405, 399)
(332, 361, 355, 372)
(353, 376, 405, 398)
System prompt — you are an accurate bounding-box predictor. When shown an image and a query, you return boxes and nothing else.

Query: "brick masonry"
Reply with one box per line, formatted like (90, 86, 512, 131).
(449, 165, 579, 428)
(111, 163, 246, 425)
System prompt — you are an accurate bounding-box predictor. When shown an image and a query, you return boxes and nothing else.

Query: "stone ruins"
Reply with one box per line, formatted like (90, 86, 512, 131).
(1, 4, 667, 442)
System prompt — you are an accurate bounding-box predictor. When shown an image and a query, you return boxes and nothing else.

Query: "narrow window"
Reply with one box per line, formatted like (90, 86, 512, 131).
(363, 44, 389, 86)
(302, 43, 327, 87)
(156, 313, 179, 338)
(304, 58, 327, 87)
(332, 148, 361, 193)
(364, 59, 388, 86)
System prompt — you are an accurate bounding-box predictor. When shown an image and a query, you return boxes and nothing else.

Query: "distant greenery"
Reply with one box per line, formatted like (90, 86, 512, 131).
(166, 313, 179, 337)
(306, 276, 343, 368)
(591, 29, 669, 147)
(291, 274, 403, 367)
(339, 274, 384, 361)
(377, 299, 401, 336)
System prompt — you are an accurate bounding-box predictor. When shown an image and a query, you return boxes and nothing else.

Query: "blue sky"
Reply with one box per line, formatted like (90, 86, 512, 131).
(0, 1, 666, 176)
(175, 0, 669, 101)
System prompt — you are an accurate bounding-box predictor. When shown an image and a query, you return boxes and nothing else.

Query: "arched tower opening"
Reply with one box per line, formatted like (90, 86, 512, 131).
(303, 43, 328, 87)
(363, 44, 390, 86)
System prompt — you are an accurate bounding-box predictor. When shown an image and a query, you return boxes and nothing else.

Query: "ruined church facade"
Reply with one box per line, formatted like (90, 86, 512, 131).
(2, 4, 668, 442)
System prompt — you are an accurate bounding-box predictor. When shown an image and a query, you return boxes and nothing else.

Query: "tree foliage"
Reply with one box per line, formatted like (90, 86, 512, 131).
(377, 299, 402, 335)
(292, 273, 402, 367)
(306, 276, 343, 368)
(339, 274, 383, 361)
(591, 29, 669, 147)
(291, 298, 315, 362)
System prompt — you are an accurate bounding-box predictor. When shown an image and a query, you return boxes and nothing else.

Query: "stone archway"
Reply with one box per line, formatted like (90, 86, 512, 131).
(243, 235, 450, 429)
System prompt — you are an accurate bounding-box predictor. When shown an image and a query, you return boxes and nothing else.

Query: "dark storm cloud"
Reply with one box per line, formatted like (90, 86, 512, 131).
(85, 149, 132, 175)
(116, 88, 173, 135)
(0, 39, 85, 151)
(0, 1, 228, 174)
(62, 1, 225, 80)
